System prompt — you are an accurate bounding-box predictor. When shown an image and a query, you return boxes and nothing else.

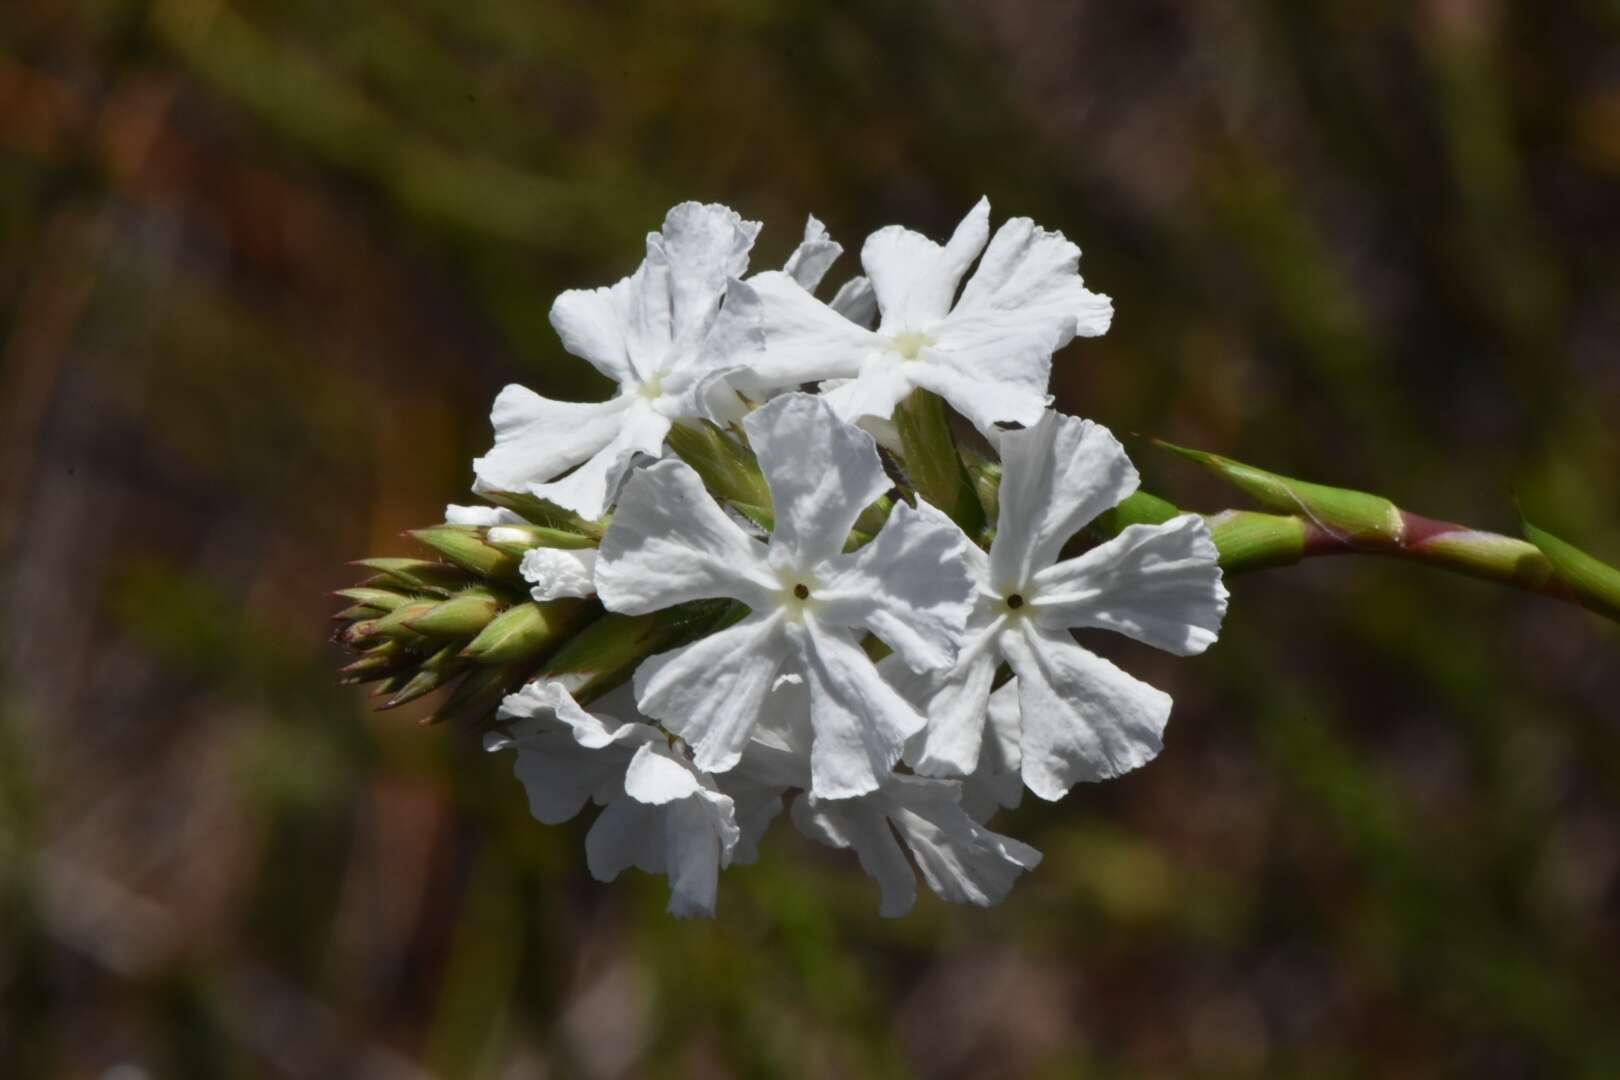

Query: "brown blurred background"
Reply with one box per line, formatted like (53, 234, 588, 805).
(3, 1, 1619, 1077)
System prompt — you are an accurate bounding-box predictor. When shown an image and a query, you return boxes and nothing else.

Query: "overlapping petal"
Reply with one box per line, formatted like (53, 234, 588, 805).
(989, 411, 1140, 588)
(596, 459, 777, 612)
(791, 773, 1040, 917)
(744, 393, 892, 567)
(798, 617, 927, 799)
(1030, 514, 1228, 655)
(633, 611, 790, 775)
(865, 197, 990, 332)
(1000, 620, 1172, 800)
(816, 498, 973, 673)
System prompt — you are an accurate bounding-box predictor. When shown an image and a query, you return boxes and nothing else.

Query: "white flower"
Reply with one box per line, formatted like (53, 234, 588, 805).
(893, 411, 1228, 801)
(731, 676, 1041, 917)
(487, 681, 740, 918)
(519, 546, 598, 601)
(719, 197, 1112, 435)
(472, 202, 762, 520)
(595, 391, 974, 799)
(792, 775, 1042, 917)
(444, 504, 524, 527)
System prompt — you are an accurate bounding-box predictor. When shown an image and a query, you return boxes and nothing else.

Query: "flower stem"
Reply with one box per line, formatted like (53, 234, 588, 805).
(1137, 442, 1620, 627)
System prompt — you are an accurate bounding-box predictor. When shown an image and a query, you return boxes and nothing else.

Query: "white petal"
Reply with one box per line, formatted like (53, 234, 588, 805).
(863, 197, 990, 332)
(744, 392, 892, 567)
(498, 680, 657, 751)
(988, 412, 1139, 588)
(524, 399, 671, 520)
(654, 201, 761, 358)
(885, 775, 1041, 908)
(894, 626, 1001, 777)
(714, 771, 787, 865)
(818, 360, 919, 425)
(718, 273, 879, 392)
(492, 682, 656, 823)
(593, 743, 740, 918)
(799, 618, 926, 799)
(1030, 515, 1227, 655)
(906, 352, 1051, 437)
(782, 214, 843, 292)
(633, 611, 790, 775)
(828, 275, 878, 328)
(1001, 620, 1171, 800)
(952, 215, 1112, 339)
(444, 504, 524, 527)
(660, 797, 730, 918)
(520, 546, 598, 600)
(816, 498, 973, 672)
(790, 793, 918, 917)
(502, 732, 627, 824)
(982, 675, 1023, 775)
(471, 385, 630, 497)
(585, 797, 665, 880)
(622, 741, 708, 806)
(596, 459, 777, 612)
(549, 276, 643, 385)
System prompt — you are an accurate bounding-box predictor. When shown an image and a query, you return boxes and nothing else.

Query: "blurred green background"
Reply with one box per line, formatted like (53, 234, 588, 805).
(3, 1, 1619, 1076)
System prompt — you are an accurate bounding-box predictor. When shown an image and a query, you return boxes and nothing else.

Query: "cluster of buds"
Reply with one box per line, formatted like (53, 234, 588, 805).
(332, 498, 735, 726)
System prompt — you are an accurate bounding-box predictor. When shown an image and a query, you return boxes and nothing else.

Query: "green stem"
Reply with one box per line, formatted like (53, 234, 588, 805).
(1138, 443, 1620, 627)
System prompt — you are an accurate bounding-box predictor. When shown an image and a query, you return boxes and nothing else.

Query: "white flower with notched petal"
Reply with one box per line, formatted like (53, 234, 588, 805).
(894, 411, 1227, 801)
(595, 392, 974, 799)
(487, 681, 740, 918)
(719, 197, 1112, 435)
(792, 775, 1042, 917)
(472, 202, 761, 520)
(739, 674, 1040, 917)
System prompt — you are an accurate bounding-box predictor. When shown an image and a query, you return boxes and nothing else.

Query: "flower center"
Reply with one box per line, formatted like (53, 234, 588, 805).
(888, 330, 932, 361)
(794, 583, 810, 600)
(1006, 593, 1024, 609)
(636, 374, 665, 400)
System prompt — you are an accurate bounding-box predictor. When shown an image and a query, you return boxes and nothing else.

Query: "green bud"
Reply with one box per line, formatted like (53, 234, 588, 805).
(428, 661, 530, 727)
(332, 602, 385, 622)
(536, 600, 743, 705)
(461, 598, 589, 664)
(333, 586, 412, 613)
(1205, 510, 1308, 573)
(483, 523, 599, 555)
(371, 600, 438, 642)
(895, 389, 985, 536)
(410, 526, 524, 584)
(380, 643, 469, 710)
(476, 491, 605, 539)
(1157, 441, 1402, 547)
(666, 420, 771, 508)
(352, 557, 473, 596)
(407, 591, 504, 637)
(1521, 517, 1620, 622)
(1090, 491, 1182, 538)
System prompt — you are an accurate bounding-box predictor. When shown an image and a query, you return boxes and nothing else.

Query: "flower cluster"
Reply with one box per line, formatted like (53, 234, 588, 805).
(343, 200, 1228, 917)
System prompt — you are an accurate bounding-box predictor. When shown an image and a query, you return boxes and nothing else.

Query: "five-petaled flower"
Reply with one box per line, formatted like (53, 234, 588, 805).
(892, 411, 1228, 800)
(719, 197, 1113, 436)
(595, 392, 975, 798)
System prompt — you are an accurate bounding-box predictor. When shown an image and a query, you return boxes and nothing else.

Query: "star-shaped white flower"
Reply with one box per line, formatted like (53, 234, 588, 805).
(472, 202, 762, 520)
(487, 681, 740, 918)
(718, 198, 1112, 435)
(892, 411, 1228, 801)
(595, 391, 974, 799)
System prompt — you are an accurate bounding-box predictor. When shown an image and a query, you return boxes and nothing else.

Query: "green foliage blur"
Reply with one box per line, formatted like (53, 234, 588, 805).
(3, 1, 1619, 1076)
